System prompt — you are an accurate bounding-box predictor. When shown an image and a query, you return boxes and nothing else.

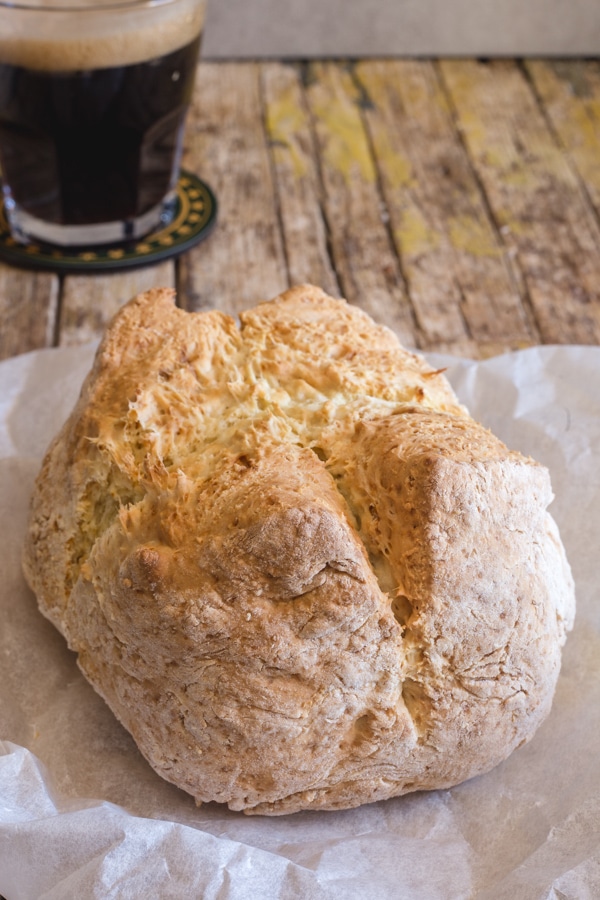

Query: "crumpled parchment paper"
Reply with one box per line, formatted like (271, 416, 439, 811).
(1, 342, 598, 900)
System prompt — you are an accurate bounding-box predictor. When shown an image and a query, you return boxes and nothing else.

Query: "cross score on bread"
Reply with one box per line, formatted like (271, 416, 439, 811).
(22, 285, 575, 815)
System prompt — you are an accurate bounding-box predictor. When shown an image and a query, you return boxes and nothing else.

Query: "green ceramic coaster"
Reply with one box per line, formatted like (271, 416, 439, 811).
(0, 170, 217, 273)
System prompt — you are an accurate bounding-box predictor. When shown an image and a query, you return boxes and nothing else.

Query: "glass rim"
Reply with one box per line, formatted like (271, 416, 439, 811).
(0, 0, 182, 11)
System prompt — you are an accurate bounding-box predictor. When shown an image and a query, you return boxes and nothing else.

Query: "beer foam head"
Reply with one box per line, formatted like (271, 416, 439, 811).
(0, 0, 205, 71)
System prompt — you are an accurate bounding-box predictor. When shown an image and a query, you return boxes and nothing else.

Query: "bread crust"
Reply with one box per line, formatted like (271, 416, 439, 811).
(22, 285, 575, 814)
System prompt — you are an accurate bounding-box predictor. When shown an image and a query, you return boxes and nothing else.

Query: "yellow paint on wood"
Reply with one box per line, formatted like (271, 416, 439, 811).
(569, 98, 600, 156)
(498, 164, 536, 189)
(358, 59, 452, 130)
(367, 126, 414, 191)
(443, 60, 577, 188)
(265, 83, 308, 180)
(448, 214, 500, 258)
(403, 70, 451, 124)
(309, 66, 376, 186)
(395, 206, 439, 259)
(527, 61, 600, 204)
(440, 62, 490, 147)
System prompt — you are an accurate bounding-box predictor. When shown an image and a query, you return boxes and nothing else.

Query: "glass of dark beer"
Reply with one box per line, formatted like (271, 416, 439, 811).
(0, 0, 206, 247)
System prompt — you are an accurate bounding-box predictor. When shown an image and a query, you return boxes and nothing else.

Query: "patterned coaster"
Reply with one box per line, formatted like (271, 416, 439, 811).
(0, 171, 217, 273)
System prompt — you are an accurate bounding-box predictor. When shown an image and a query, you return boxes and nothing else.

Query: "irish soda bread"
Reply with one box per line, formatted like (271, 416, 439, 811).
(23, 285, 575, 815)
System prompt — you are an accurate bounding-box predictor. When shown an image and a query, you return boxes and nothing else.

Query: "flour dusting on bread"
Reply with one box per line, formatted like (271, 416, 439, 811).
(22, 285, 575, 814)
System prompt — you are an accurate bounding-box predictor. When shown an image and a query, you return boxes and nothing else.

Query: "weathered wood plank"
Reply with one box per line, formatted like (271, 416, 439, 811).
(303, 62, 417, 346)
(60, 262, 175, 347)
(526, 60, 600, 218)
(262, 62, 340, 298)
(439, 59, 600, 345)
(179, 62, 288, 316)
(356, 60, 536, 354)
(4, 60, 600, 360)
(0, 265, 58, 360)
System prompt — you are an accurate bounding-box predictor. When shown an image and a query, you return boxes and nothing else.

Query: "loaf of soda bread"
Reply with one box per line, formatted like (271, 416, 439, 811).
(22, 285, 575, 815)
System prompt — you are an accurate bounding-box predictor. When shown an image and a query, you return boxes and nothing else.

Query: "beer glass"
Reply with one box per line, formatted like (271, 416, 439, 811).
(0, 0, 206, 247)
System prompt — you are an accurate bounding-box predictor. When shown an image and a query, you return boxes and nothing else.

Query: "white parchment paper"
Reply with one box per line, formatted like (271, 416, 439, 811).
(0, 343, 598, 899)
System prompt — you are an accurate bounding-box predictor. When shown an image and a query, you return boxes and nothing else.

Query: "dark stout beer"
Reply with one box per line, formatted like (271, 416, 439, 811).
(0, 35, 200, 230)
(0, 0, 205, 245)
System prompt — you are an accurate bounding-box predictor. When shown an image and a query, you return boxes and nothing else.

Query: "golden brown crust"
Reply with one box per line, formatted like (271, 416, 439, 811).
(22, 284, 575, 814)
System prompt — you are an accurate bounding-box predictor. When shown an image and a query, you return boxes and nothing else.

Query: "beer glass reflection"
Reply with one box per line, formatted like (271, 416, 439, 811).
(0, 0, 206, 247)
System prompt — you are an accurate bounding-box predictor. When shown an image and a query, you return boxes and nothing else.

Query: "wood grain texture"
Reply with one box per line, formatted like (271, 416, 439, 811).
(1, 59, 600, 359)
(60, 263, 175, 347)
(304, 62, 417, 346)
(179, 62, 289, 317)
(440, 59, 600, 345)
(355, 60, 537, 354)
(262, 62, 340, 298)
(526, 60, 600, 217)
(0, 265, 58, 360)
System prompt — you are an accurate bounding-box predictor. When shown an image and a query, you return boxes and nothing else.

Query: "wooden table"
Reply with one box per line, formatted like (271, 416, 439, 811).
(1, 58, 599, 361)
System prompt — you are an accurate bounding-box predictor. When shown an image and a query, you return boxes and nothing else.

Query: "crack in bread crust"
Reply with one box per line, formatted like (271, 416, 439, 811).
(22, 285, 575, 815)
